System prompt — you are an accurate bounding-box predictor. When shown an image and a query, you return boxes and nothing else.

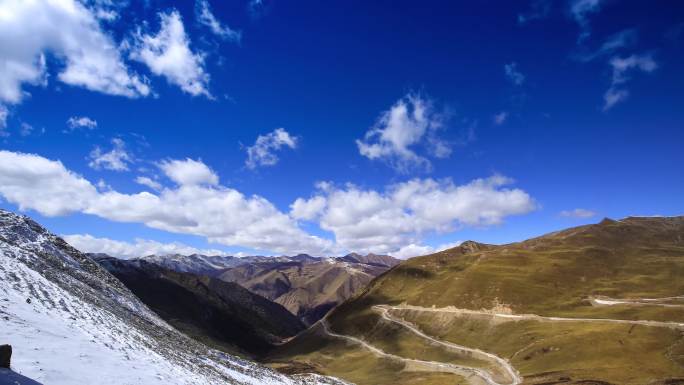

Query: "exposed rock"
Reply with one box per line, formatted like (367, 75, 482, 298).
(0, 344, 11, 368)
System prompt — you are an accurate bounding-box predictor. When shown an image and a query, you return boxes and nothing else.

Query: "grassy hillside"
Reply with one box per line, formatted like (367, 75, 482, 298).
(268, 217, 684, 384)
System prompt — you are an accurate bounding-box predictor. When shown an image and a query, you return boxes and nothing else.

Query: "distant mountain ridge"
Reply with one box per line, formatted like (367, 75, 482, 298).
(93, 255, 305, 357)
(136, 252, 399, 277)
(132, 252, 400, 325)
(217, 255, 399, 325)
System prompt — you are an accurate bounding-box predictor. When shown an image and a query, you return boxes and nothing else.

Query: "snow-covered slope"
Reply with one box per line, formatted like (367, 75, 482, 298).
(138, 254, 292, 276)
(0, 209, 347, 385)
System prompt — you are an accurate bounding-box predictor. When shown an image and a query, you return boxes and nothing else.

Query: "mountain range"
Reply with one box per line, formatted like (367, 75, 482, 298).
(4, 207, 683, 385)
(217, 253, 399, 325)
(132, 251, 399, 326)
(93, 255, 305, 357)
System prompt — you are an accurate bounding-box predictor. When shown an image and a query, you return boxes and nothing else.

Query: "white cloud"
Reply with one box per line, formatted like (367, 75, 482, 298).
(290, 196, 327, 221)
(493, 111, 508, 125)
(603, 88, 629, 111)
(0, 150, 98, 216)
(517, 0, 551, 24)
(248, 0, 265, 19)
(0, 0, 150, 105)
(576, 29, 638, 62)
(245, 128, 298, 169)
(560, 208, 596, 218)
(66, 116, 98, 131)
(196, 0, 241, 42)
(0, 105, 8, 137)
(19, 122, 34, 136)
(88, 138, 133, 171)
(392, 243, 435, 259)
(296, 175, 536, 254)
(609, 54, 658, 84)
(63, 234, 226, 259)
(504, 63, 525, 86)
(570, 0, 603, 43)
(0, 150, 539, 257)
(135, 176, 162, 191)
(159, 158, 218, 186)
(392, 241, 463, 259)
(356, 93, 449, 173)
(128, 10, 210, 97)
(0, 150, 333, 255)
(603, 54, 657, 111)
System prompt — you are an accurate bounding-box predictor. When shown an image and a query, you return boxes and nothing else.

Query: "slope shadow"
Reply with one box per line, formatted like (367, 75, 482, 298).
(0, 368, 43, 385)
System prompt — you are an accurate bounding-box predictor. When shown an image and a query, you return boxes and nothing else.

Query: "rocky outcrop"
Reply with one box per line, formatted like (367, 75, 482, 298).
(0, 345, 11, 368)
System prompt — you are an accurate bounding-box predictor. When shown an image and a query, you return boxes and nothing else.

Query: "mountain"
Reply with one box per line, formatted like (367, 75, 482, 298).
(138, 254, 266, 276)
(269, 217, 684, 385)
(337, 253, 401, 268)
(0, 209, 345, 385)
(137, 252, 400, 326)
(94, 255, 305, 357)
(137, 254, 312, 277)
(217, 255, 399, 326)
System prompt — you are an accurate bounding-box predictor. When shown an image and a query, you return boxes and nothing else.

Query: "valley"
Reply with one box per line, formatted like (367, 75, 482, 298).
(94, 256, 306, 357)
(2, 209, 683, 385)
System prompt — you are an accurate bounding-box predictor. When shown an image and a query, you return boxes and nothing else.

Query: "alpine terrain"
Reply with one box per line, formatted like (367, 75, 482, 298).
(135, 252, 399, 326)
(0, 209, 346, 385)
(269, 217, 684, 385)
(94, 255, 305, 357)
(216, 253, 399, 325)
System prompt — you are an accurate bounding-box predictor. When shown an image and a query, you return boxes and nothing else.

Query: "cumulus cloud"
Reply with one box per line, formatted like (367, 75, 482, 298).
(392, 241, 463, 259)
(560, 208, 596, 218)
(290, 196, 327, 221)
(0, 150, 333, 254)
(88, 138, 133, 171)
(128, 10, 210, 97)
(603, 54, 657, 111)
(0, 0, 150, 105)
(493, 111, 508, 125)
(195, 0, 241, 42)
(63, 234, 226, 259)
(159, 158, 218, 185)
(570, 0, 603, 43)
(356, 93, 450, 173)
(0, 150, 98, 216)
(504, 63, 525, 86)
(135, 176, 162, 191)
(293, 175, 536, 254)
(66, 116, 98, 131)
(245, 128, 299, 169)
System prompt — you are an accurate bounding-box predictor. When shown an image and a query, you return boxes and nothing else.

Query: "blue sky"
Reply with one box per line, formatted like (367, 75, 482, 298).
(0, 0, 682, 258)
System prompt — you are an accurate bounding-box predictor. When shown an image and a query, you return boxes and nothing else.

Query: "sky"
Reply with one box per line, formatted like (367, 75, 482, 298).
(0, 0, 682, 259)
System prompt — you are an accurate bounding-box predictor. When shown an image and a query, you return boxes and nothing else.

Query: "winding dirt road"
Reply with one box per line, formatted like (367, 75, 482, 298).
(384, 304, 684, 330)
(589, 295, 684, 308)
(372, 305, 521, 385)
(317, 297, 684, 385)
(319, 318, 519, 385)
